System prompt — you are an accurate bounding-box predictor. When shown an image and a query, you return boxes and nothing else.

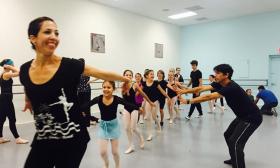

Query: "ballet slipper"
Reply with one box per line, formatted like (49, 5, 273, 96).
(0, 138, 10, 144)
(15, 138, 29, 144)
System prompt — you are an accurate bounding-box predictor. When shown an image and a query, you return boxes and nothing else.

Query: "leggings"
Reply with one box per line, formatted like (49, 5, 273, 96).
(0, 95, 19, 138)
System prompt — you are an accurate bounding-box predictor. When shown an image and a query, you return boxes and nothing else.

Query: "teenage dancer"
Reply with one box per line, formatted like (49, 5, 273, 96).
(186, 60, 203, 119)
(82, 81, 140, 168)
(0, 59, 28, 144)
(142, 70, 170, 141)
(157, 70, 167, 127)
(20, 16, 130, 168)
(141, 69, 149, 120)
(166, 72, 184, 124)
(178, 64, 262, 168)
(135, 73, 145, 124)
(122, 70, 154, 154)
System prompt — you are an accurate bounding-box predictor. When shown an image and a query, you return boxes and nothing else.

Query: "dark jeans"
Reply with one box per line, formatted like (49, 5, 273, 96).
(224, 117, 262, 168)
(188, 94, 203, 116)
(261, 102, 278, 116)
(24, 141, 87, 168)
(0, 95, 20, 138)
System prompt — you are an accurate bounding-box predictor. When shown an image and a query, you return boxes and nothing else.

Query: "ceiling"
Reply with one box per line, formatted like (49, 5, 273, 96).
(89, 0, 280, 26)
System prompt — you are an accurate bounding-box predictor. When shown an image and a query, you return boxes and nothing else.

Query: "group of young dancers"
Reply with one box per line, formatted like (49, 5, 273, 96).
(0, 16, 263, 168)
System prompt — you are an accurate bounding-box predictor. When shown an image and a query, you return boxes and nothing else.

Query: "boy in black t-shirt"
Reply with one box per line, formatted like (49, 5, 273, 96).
(178, 64, 262, 168)
(186, 60, 203, 119)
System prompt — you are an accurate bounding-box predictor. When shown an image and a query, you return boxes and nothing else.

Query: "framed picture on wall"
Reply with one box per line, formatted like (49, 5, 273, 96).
(155, 43, 163, 58)
(91, 33, 105, 53)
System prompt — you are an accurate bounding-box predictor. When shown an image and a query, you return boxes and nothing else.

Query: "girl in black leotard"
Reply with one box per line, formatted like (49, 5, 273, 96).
(167, 72, 178, 124)
(0, 59, 28, 144)
(166, 72, 184, 124)
(83, 81, 140, 168)
(135, 73, 145, 124)
(157, 70, 168, 127)
(122, 70, 154, 154)
(142, 70, 170, 141)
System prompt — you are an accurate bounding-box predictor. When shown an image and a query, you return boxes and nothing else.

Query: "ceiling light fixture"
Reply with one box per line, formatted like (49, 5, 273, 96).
(168, 11, 197, 20)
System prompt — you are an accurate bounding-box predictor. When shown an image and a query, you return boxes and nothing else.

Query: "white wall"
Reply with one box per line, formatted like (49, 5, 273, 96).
(0, 0, 181, 124)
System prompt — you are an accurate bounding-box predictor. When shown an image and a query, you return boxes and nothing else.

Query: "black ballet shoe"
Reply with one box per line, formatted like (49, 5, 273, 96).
(223, 159, 232, 165)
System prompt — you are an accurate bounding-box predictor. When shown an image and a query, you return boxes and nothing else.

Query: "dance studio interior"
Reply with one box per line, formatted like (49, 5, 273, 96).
(0, 0, 279, 168)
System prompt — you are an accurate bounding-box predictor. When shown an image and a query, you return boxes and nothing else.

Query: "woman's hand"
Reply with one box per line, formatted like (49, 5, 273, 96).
(22, 100, 33, 114)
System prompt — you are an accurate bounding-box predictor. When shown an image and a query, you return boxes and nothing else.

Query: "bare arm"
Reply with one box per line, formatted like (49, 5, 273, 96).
(180, 92, 223, 104)
(166, 83, 173, 90)
(134, 83, 154, 106)
(157, 85, 170, 100)
(177, 85, 214, 95)
(175, 81, 186, 89)
(83, 64, 129, 82)
(195, 78, 203, 96)
(199, 78, 202, 86)
(2, 65, 19, 80)
(167, 83, 178, 93)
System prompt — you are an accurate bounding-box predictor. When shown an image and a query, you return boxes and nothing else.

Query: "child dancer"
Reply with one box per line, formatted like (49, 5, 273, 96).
(142, 70, 170, 141)
(82, 81, 140, 168)
(122, 70, 154, 154)
(135, 73, 145, 124)
(166, 72, 179, 124)
(157, 70, 167, 127)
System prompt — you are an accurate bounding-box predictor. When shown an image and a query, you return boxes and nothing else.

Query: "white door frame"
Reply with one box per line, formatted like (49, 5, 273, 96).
(268, 54, 280, 92)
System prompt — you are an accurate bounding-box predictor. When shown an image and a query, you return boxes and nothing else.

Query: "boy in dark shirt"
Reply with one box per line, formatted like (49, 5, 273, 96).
(178, 64, 262, 168)
(186, 60, 203, 119)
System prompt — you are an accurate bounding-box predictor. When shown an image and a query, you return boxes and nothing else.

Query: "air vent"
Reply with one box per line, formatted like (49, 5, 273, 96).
(162, 9, 170, 12)
(196, 17, 208, 21)
(185, 5, 204, 11)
